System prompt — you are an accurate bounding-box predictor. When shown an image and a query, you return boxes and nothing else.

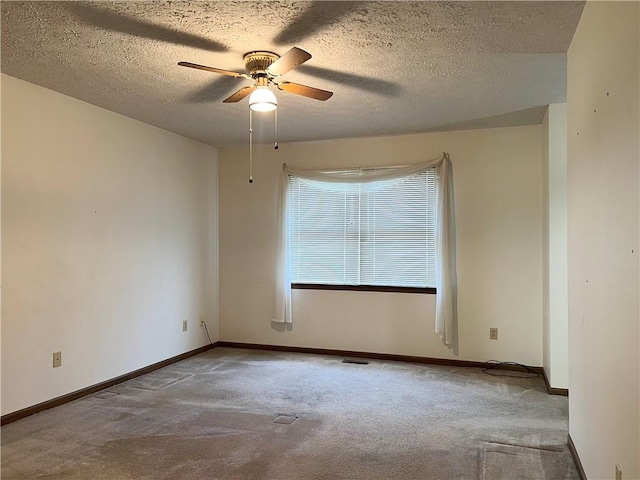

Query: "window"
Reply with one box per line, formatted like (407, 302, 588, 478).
(288, 168, 437, 290)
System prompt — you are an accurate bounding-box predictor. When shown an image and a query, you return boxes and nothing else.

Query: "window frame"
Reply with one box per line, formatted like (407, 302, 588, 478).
(287, 168, 438, 294)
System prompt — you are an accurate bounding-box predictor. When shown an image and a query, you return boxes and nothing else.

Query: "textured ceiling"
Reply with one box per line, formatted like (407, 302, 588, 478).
(1, 1, 585, 147)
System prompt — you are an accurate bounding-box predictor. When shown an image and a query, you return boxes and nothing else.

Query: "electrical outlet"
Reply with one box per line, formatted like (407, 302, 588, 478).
(615, 464, 622, 480)
(489, 328, 498, 340)
(53, 351, 62, 368)
(182, 320, 188, 332)
(200, 319, 205, 327)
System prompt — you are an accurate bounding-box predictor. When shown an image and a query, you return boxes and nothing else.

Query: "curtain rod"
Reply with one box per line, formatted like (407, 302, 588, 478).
(282, 152, 449, 174)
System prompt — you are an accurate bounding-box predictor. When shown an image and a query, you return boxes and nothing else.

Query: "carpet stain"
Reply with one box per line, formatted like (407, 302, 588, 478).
(273, 414, 298, 424)
(125, 372, 194, 391)
(93, 391, 120, 400)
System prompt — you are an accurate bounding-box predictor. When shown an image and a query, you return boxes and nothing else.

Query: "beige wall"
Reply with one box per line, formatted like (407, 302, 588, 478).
(1, 75, 219, 415)
(541, 103, 569, 390)
(567, 2, 639, 479)
(219, 125, 543, 365)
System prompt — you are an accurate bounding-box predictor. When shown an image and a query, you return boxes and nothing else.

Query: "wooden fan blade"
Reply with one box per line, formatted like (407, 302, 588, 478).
(267, 47, 312, 76)
(223, 86, 256, 103)
(278, 82, 333, 101)
(178, 62, 248, 78)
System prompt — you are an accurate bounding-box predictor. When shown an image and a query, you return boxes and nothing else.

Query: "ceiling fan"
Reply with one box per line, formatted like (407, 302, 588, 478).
(178, 47, 333, 109)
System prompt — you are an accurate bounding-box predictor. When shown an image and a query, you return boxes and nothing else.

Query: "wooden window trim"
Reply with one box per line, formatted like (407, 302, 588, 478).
(291, 283, 436, 294)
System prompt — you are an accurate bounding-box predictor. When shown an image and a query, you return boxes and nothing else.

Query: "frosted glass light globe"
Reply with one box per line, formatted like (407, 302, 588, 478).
(249, 86, 277, 112)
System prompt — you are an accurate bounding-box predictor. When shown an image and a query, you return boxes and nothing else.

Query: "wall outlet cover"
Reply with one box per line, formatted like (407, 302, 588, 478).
(182, 320, 188, 332)
(489, 328, 498, 340)
(53, 351, 62, 368)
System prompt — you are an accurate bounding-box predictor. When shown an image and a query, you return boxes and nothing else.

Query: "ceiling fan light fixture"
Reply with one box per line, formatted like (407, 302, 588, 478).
(249, 86, 277, 112)
(178, 47, 332, 183)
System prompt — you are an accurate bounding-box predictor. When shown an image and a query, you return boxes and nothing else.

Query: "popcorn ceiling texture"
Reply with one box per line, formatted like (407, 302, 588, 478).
(1, 1, 584, 147)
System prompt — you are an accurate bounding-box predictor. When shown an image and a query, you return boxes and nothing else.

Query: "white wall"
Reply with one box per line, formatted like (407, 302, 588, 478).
(541, 104, 569, 390)
(567, 2, 639, 479)
(219, 126, 543, 365)
(1, 75, 219, 415)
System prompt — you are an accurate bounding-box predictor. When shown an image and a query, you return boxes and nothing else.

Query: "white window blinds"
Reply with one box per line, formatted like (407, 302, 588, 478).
(289, 169, 437, 288)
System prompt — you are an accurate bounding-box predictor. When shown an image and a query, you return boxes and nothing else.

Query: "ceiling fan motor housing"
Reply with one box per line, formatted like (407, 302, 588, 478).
(244, 51, 280, 77)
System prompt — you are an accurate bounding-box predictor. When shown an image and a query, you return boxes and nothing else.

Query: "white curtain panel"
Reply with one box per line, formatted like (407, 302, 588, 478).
(272, 153, 457, 347)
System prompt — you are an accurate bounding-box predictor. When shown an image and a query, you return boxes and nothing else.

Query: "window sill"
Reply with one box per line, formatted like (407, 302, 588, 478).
(291, 283, 436, 295)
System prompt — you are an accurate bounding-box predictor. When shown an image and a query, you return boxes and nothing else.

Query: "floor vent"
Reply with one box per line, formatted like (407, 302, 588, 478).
(341, 359, 370, 365)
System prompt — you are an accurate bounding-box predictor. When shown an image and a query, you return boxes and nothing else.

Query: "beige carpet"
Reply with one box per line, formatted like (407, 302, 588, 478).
(482, 442, 579, 480)
(1, 347, 578, 479)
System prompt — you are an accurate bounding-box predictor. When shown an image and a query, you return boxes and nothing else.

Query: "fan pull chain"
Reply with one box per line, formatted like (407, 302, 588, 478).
(274, 108, 279, 150)
(249, 109, 253, 184)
